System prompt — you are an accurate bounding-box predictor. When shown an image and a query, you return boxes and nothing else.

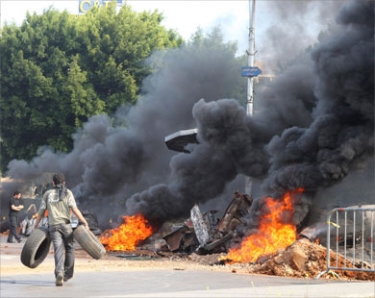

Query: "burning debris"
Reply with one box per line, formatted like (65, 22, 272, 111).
(96, 192, 374, 282)
(99, 214, 154, 251)
(99, 191, 253, 255)
(224, 189, 302, 264)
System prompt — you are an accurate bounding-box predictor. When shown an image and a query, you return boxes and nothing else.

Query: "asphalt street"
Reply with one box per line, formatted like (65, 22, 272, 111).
(1, 252, 374, 298)
(1, 234, 374, 298)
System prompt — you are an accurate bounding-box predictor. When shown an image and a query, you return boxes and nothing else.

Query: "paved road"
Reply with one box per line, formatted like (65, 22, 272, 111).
(1, 253, 374, 298)
(1, 236, 374, 298)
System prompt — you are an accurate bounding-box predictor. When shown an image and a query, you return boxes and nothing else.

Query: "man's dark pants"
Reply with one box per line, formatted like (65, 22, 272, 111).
(49, 223, 75, 280)
(7, 214, 21, 242)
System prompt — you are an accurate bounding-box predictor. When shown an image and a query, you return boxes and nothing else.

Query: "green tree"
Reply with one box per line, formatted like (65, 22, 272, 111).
(0, 4, 182, 173)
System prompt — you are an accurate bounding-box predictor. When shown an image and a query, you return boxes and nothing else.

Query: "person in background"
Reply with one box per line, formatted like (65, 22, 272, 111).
(7, 191, 24, 243)
(21, 204, 38, 236)
(34, 173, 89, 287)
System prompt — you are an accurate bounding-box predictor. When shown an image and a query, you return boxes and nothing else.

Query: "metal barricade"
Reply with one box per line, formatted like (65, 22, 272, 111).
(316, 205, 375, 278)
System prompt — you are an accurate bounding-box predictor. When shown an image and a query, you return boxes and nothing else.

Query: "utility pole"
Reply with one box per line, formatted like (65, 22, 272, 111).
(246, 0, 256, 116)
(245, 0, 257, 195)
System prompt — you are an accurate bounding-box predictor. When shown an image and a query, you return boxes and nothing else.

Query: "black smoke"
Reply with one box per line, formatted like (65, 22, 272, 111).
(262, 0, 374, 197)
(126, 0, 374, 221)
(3, 0, 374, 228)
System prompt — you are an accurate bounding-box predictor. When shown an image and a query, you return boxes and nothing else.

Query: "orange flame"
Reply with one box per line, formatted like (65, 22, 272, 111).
(100, 213, 153, 251)
(226, 188, 304, 263)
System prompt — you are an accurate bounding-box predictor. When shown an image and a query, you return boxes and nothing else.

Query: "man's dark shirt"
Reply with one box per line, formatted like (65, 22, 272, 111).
(9, 197, 23, 216)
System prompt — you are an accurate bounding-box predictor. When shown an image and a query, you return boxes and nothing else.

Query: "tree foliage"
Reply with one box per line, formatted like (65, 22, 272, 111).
(0, 4, 182, 173)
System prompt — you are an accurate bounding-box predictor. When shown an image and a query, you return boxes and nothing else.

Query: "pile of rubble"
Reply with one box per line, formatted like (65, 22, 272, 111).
(182, 238, 374, 281)
(249, 238, 374, 281)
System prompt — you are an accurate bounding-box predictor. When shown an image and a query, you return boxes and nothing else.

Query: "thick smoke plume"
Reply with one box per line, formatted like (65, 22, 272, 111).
(3, 1, 374, 228)
(127, 0, 374, 221)
(257, 0, 343, 73)
(263, 0, 374, 196)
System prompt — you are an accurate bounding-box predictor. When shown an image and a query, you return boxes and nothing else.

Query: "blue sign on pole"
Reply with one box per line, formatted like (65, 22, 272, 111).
(241, 66, 262, 77)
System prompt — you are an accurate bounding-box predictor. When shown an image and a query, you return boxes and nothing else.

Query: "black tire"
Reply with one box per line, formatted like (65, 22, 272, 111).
(20, 227, 51, 268)
(73, 225, 106, 260)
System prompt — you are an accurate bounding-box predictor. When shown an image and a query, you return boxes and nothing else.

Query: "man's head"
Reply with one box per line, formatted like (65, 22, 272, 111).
(52, 173, 65, 185)
(13, 191, 21, 198)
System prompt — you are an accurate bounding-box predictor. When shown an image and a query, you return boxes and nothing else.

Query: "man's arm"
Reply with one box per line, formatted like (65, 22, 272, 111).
(71, 207, 89, 229)
(34, 193, 47, 229)
(11, 204, 24, 211)
(34, 214, 43, 229)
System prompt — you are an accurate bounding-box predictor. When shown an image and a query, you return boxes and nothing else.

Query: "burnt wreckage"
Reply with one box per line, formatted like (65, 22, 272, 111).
(157, 191, 253, 255)
(161, 130, 254, 254)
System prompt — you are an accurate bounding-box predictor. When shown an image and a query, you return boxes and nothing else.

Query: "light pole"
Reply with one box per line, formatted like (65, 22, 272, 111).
(246, 0, 256, 116)
(245, 0, 256, 195)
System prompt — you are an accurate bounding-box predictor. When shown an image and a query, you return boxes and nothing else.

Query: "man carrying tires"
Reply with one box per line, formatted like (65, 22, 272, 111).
(34, 173, 89, 287)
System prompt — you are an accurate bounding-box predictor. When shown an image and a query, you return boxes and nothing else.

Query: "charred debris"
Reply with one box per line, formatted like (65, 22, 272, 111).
(104, 191, 253, 258)
(157, 191, 253, 256)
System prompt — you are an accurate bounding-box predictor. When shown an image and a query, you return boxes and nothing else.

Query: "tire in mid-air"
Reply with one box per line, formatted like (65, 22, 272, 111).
(20, 227, 51, 268)
(73, 225, 106, 260)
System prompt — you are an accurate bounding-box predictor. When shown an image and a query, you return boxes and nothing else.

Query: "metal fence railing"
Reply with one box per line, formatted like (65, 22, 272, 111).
(316, 205, 375, 279)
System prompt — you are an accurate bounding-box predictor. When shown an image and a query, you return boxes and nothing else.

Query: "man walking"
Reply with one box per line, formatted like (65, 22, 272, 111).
(7, 191, 24, 243)
(34, 173, 89, 286)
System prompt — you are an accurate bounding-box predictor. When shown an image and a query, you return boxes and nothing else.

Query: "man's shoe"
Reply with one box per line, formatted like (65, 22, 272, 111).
(64, 276, 72, 282)
(17, 238, 22, 243)
(56, 273, 64, 286)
